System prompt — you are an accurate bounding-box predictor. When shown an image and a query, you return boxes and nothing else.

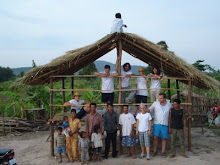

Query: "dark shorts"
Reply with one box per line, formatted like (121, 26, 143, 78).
(101, 93, 114, 104)
(94, 147, 102, 155)
(135, 95, 147, 103)
(76, 107, 87, 119)
(122, 136, 135, 147)
(56, 146, 66, 154)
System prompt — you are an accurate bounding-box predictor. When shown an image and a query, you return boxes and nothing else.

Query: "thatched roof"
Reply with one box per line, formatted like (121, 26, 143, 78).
(18, 32, 220, 90)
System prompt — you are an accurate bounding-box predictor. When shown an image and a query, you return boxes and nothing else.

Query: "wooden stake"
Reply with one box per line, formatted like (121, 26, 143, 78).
(50, 78, 54, 156)
(176, 80, 180, 99)
(62, 78, 66, 112)
(71, 77, 74, 96)
(187, 79, 192, 151)
(168, 79, 171, 100)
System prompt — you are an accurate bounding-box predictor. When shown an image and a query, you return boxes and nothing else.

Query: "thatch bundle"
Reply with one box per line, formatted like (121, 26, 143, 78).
(18, 32, 220, 91)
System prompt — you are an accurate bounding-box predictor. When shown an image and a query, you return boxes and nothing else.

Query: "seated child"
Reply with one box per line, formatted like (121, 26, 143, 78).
(79, 131, 90, 165)
(91, 125, 103, 161)
(55, 127, 70, 163)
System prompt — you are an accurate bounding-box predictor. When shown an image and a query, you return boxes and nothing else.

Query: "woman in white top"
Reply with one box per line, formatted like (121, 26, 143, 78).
(134, 67, 149, 115)
(148, 67, 163, 103)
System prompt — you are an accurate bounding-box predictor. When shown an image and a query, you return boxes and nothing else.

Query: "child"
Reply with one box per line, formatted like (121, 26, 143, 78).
(169, 99, 188, 158)
(111, 13, 127, 33)
(136, 103, 152, 160)
(119, 105, 136, 158)
(55, 127, 70, 163)
(134, 67, 149, 115)
(62, 116, 70, 137)
(91, 125, 103, 161)
(79, 131, 90, 165)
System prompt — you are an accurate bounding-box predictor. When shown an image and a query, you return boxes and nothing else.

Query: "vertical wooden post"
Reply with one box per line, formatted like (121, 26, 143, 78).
(117, 35, 123, 154)
(62, 78, 66, 112)
(167, 79, 171, 100)
(71, 77, 74, 96)
(187, 79, 192, 151)
(176, 80, 180, 99)
(50, 77, 54, 156)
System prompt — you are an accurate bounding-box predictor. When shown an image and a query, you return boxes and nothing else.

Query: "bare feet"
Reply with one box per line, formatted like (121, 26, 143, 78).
(180, 153, 189, 158)
(169, 154, 175, 158)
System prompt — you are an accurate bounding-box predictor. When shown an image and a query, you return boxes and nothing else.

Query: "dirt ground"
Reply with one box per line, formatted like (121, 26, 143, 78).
(0, 127, 220, 165)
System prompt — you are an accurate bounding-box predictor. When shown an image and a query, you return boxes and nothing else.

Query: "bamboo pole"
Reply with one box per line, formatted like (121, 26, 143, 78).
(50, 78, 54, 156)
(167, 79, 171, 100)
(187, 79, 192, 151)
(62, 78, 66, 112)
(71, 77, 74, 96)
(117, 35, 123, 155)
(50, 87, 186, 92)
(176, 80, 180, 99)
(50, 75, 191, 81)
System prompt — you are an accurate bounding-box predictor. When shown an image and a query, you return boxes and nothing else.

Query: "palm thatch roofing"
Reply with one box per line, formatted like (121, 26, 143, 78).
(18, 32, 220, 91)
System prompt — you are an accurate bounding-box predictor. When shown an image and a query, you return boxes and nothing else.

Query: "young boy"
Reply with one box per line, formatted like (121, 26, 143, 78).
(136, 103, 152, 160)
(79, 131, 90, 165)
(119, 105, 136, 158)
(134, 67, 149, 115)
(91, 125, 103, 161)
(169, 99, 188, 158)
(111, 13, 127, 33)
(55, 127, 70, 163)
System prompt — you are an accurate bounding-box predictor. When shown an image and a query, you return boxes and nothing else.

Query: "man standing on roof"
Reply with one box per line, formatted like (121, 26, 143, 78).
(148, 93, 172, 158)
(116, 56, 136, 103)
(111, 13, 127, 33)
(94, 63, 118, 104)
(63, 92, 90, 118)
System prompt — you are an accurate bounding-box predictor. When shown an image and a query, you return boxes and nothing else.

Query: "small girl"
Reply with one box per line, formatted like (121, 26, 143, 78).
(136, 103, 152, 160)
(79, 131, 90, 165)
(91, 125, 103, 161)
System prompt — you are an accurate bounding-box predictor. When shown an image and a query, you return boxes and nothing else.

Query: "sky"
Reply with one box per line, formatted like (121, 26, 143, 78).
(0, 0, 219, 69)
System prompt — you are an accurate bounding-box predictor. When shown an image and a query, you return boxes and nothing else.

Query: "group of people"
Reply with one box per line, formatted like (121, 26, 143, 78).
(55, 93, 188, 164)
(54, 12, 188, 164)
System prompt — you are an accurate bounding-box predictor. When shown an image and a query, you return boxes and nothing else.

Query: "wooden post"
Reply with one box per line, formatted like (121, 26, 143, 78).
(117, 35, 123, 154)
(71, 77, 74, 96)
(62, 78, 66, 112)
(50, 77, 55, 156)
(167, 79, 171, 100)
(176, 80, 180, 99)
(187, 79, 192, 151)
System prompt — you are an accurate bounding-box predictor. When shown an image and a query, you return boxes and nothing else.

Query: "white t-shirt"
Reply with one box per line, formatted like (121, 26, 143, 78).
(101, 71, 115, 93)
(62, 127, 70, 137)
(69, 99, 84, 113)
(136, 112, 152, 132)
(111, 18, 123, 33)
(149, 99, 172, 126)
(136, 77, 148, 96)
(121, 70, 132, 88)
(150, 73, 163, 89)
(119, 113, 136, 136)
(91, 133, 103, 148)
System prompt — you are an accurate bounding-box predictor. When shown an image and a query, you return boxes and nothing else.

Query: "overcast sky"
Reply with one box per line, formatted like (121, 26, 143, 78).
(0, 0, 219, 69)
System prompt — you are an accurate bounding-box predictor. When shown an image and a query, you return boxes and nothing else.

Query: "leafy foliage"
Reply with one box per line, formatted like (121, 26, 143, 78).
(0, 67, 15, 82)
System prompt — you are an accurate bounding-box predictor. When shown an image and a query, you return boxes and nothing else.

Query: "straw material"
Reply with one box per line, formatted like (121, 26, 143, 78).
(17, 32, 220, 91)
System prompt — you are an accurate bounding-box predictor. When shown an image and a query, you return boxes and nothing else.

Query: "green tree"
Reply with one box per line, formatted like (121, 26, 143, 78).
(79, 62, 97, 75)
(32, 60, 37, 68)
(192, 60, 215, 72)
(0, 67, 15, 82)
(144, 65, 152, 75)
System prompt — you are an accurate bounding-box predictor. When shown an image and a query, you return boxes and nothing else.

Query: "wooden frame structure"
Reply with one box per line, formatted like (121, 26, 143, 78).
(48, 35, 193, 156)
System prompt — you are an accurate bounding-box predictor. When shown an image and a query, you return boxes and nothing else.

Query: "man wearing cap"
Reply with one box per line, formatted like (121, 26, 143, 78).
(94, 64, 118, 104)
(63, 92, 90, 118)
(133, 67, 149, 115)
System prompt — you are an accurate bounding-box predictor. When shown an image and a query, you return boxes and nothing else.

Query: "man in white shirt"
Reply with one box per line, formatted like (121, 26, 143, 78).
(111, 13, 127, 33)
(63, 92, 90, 114)
(94, 65, 118, 104)
(116, 56, 136, 103)
(148, 93, 172, 158)
(119, 105, 136, 158)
